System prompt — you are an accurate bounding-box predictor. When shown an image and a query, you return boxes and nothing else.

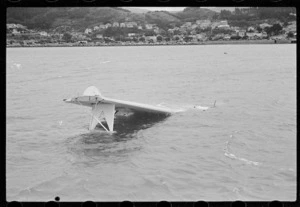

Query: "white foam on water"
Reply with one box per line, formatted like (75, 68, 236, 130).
(194, 105, 210, 111)
(13, 63, 22, 69)
(224, 134, 262, 166)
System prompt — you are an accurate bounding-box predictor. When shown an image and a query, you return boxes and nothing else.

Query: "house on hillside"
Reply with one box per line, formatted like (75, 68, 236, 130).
(246, 32, 264, 40)
(84, 28, 92, 34)
(284, 21, 296, 33)
(113, 22, 119, 27)
(247, 26, 256, 32)
(145, 24, 155, 30)
(196, 20, 211, 29)
(259, 23, 272, 29)
(190, 30, 197, 35)
(94, 26, 100, 31)
(99, 24, 106, 29)
(196, 33, 207, 41)
(145, 36, 157, 42)
(72, 32, 86, 40)
(120, 23, 126, 27)
(128, 33, 137, 37)
(183, 22, 192, 27)
(217, 25, 231, 30)
(154, 28, 162, 34)
(126, 22, 137, 28)
(237, 29, 246, 37)
(12, 29, 20, 34)
(40, 31, 48, 36)
(7, 23, 27, 29)
(167, 28, 174, 34)
(105, 23, 112, 28)
(223, 35, 231, 40)
(96, 34, 103, 39)
(211, 20, 228, 29)
(191, 24, 198, 29)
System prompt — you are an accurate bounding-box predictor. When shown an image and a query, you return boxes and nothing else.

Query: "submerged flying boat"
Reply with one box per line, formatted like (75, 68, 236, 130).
(63, 86, 178, 132)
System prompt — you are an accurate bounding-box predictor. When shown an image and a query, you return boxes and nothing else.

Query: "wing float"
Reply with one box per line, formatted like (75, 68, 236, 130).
(63, 86, 178, 132)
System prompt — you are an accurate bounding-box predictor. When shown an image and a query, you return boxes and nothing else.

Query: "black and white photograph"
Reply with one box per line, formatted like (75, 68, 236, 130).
(6, 7, 296, 201)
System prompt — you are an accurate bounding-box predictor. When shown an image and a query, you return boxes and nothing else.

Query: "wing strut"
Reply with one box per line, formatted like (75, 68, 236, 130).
(89, 103, 115, 132)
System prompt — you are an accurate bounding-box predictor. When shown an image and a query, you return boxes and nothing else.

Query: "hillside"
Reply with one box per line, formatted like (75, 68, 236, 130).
(123, 7, 150, 14)
(6, 7, 216, 31)
(6, 7, 296, 33)
(7, 7, 145, 31)
(176, 7, 217, 22)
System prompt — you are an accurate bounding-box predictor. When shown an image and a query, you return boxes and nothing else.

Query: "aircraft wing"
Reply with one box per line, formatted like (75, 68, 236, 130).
(63, 95, 175, 114)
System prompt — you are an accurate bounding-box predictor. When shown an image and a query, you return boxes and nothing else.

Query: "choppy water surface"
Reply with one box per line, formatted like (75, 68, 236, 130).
(6, 45, 296, 201)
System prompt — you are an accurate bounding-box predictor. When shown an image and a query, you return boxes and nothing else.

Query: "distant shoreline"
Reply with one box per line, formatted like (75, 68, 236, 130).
(7, 39, 295, 48)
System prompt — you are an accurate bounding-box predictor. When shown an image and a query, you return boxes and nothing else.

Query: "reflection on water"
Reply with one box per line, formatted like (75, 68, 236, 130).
(66, 111, 170, 161)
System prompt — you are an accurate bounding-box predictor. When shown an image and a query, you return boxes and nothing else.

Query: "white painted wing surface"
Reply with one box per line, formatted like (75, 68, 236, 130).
(64, 95, 176, 114)
(101, 97, 176, 114)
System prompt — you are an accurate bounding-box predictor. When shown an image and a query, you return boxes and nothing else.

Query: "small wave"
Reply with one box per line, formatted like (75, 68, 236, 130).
(156, 103, 214, 113)
(224, 134, 262, 166)
(224, 151, 261, 166)
(7, 116, 35, 121)
(156, 103, 186, 112)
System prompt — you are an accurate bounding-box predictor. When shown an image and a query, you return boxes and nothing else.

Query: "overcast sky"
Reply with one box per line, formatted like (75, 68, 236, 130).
(128, 7, 237, 12)
(134, 7, 187, 11)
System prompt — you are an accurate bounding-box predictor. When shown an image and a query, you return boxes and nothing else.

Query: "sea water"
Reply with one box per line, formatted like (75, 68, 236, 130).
(6, 44, 296, 201)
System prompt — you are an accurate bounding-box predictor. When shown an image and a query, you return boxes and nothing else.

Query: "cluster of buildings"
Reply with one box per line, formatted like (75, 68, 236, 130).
(82, 19, 296, 43)
(6, 19, 297, 46)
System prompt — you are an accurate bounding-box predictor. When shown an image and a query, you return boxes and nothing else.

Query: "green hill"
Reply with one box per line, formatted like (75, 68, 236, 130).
(6, 7, 216, 31)
(176, 7, 217, 22)
(6, 7, 296, 32)
(7, 7, 145, 31)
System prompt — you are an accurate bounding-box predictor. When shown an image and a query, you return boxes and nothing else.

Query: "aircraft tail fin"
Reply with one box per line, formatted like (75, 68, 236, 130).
(83, 86, 102, 97)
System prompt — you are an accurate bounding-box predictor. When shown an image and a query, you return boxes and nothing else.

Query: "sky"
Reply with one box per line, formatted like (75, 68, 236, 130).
(141, 7, 186, 11)
(127, 7, 237, 12)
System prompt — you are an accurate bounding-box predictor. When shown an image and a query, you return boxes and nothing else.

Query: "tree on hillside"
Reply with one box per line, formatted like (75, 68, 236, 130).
(256, 26, 263, 33)
(144, 30, 155, 36)
(265, 23, 283, 36)
(220, 10, 232, 19)
(287, 31, 295, 38)
(139, 37, 145, 42)
(62, 32, 72, 42)
(156, 35, 163, 42)
(183, 36, 193, 42)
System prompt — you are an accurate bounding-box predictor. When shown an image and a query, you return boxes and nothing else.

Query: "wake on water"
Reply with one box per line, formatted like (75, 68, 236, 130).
(224, 133, 262, 166)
